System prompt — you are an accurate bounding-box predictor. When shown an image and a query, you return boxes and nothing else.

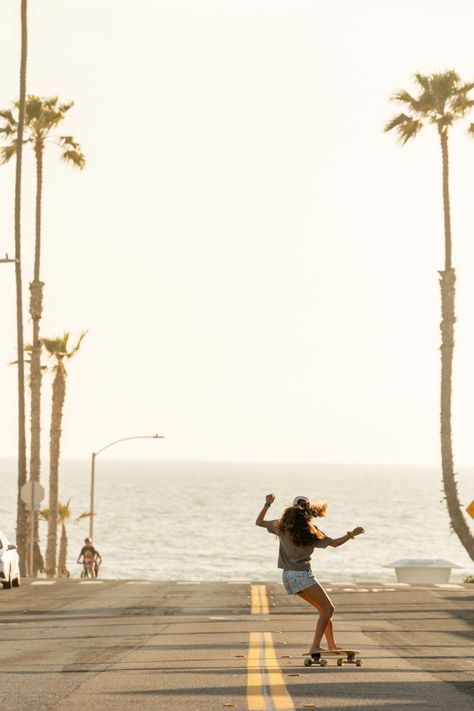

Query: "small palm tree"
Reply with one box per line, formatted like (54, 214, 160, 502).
(0, 96, 85, 576)
(385, 70, 474, 561)
(40, 501, 91, 578)
(42, 332, 86, 577)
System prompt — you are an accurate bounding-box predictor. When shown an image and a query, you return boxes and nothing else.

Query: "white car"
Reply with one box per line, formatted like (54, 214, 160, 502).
(0, 530, 21, 589)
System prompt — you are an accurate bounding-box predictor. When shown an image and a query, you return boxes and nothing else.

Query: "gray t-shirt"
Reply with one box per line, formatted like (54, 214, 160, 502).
(262, 519, 333, 571)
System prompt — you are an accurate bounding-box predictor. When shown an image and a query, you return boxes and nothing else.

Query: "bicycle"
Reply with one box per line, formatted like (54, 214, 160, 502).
(79, 557, 96, 579)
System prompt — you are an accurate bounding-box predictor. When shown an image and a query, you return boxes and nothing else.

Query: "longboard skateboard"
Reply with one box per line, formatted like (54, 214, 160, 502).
(303, 649, 362, 667)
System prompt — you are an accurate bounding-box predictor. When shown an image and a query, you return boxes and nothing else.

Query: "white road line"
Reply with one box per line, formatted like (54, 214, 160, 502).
(30, 580, 56, 586)
(434, 583, 464, 589)
(125, 581, 151, 585)
(227, 581, 252, 584)
(79, 580, 104, 585)
(327, 582, 349, 586)
(177, 581, 201, 585)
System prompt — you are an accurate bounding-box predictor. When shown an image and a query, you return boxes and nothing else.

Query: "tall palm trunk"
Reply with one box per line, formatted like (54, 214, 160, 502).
(15, 0, 28, 574)
(438, 128, 474, 559)
(58, 523, 69, 578)
(45, 364, 65, 576)
(29, 138, 45, 576)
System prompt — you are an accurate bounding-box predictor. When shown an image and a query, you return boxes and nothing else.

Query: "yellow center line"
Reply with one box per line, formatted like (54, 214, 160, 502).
(247, 632, 266, 710)
(263, 632, 294, 710)
(246, 630, 294, 711)
(251, 584, 270, 615)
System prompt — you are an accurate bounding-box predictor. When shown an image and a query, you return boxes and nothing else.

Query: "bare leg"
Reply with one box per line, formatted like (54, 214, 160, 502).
(298, 587, 337, 648)
(297, 583, 337, 652)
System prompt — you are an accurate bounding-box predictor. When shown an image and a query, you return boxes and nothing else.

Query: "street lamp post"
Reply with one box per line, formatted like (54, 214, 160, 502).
(0, 254, 18, 264)
(89, 434, 164, 539)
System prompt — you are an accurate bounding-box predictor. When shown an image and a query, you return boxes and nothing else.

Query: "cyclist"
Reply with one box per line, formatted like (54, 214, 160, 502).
(77, 537, 102, 579)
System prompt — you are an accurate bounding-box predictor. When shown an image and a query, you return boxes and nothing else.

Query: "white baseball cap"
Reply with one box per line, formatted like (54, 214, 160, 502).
(293, 495, 310, 505)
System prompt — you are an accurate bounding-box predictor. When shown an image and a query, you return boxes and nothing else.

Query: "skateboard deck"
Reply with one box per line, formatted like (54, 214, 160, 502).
(303, 649, 362, 667)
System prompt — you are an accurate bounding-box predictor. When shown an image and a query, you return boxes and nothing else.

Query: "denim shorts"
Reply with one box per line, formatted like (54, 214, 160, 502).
(282, 569, 318, 595)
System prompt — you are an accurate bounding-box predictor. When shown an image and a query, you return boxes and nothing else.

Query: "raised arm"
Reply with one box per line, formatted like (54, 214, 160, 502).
(328, 526, 365, 548)
(255, 493, 276, 527)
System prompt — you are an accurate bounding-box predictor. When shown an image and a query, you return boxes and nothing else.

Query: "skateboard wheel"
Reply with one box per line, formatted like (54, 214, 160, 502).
(356, 659, 362, 667)
(320, 658, 328, 667)
(337, 658, 343, 667)
(304, 658, 312, 666)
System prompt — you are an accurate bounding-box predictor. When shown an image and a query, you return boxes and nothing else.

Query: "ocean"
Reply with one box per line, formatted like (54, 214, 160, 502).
(0, 459, 473, 582)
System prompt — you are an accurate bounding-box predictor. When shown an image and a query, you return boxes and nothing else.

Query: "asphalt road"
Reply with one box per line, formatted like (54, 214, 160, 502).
(0, 578, 473, 710)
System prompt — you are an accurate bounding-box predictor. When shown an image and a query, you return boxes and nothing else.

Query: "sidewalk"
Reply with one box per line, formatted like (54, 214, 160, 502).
(1, 579, 473, 709)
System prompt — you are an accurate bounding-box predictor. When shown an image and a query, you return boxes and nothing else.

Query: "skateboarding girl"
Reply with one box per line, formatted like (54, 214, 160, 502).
(256, 493, 364, 654)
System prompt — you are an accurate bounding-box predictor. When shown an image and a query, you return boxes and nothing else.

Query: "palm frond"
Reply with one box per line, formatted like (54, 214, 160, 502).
(58, 101, 74, 115)
(385, 113, 423, 144)
(391, 90, 418, 107)
(61, 149, 86, 169)
(384, 113, 410, 132)
(0, 108, 16, 125)
(0, 144, 17, 164)
(43, 96, 60, 108)
(432, 69, 460, 86)
(0, 124, 16, 139)
(9, 358, 32, 367)
(0, 107, 18, 140)
(449, 93, 474, 116)
(57, 136, 86, 168)
(39, 507, 49, 521)
(58, 500, 73, 523)
(414, 72, 432, 92)
(58, 135, 77, 147)
(25, 96, 73, 135)
(40, 502, 73, 525)
(25, 95, 45, 122)
(458, 80, 474, 94)
(435, 114, 454, 130)
(41, 331, 87, 372)
(65, 331, 87, 358)
(10, 341, 33, 367)
(41, 335, 68, 359)
(74, 511, 94, 524)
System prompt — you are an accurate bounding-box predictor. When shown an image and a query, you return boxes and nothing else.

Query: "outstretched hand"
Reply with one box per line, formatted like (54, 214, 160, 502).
(352, 527, 365, 537)
(266, 493, 275, 505)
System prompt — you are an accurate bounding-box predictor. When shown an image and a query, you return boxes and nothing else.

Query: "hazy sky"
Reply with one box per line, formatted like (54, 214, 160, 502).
(1, 0, 474, 465)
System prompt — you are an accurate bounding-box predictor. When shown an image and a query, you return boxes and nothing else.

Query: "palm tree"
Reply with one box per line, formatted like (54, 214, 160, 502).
(13, 0, 29, 574)
(40, 501, 91, 578)
(42, 332, 86, 577)
(385, 70, 474, 561)
(0, 96, 85, 575)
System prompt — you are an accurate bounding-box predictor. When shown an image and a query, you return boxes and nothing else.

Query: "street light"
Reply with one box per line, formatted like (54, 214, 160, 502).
(89, 433, 164, 538)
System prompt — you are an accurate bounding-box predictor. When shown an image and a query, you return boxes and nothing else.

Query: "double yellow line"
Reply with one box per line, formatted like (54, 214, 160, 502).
(250, 584, 270, 615)
(247, 585, 294, 710)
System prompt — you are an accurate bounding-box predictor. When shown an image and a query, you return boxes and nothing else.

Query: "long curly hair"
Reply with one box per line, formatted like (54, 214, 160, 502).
(278, 500, 328, 546)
